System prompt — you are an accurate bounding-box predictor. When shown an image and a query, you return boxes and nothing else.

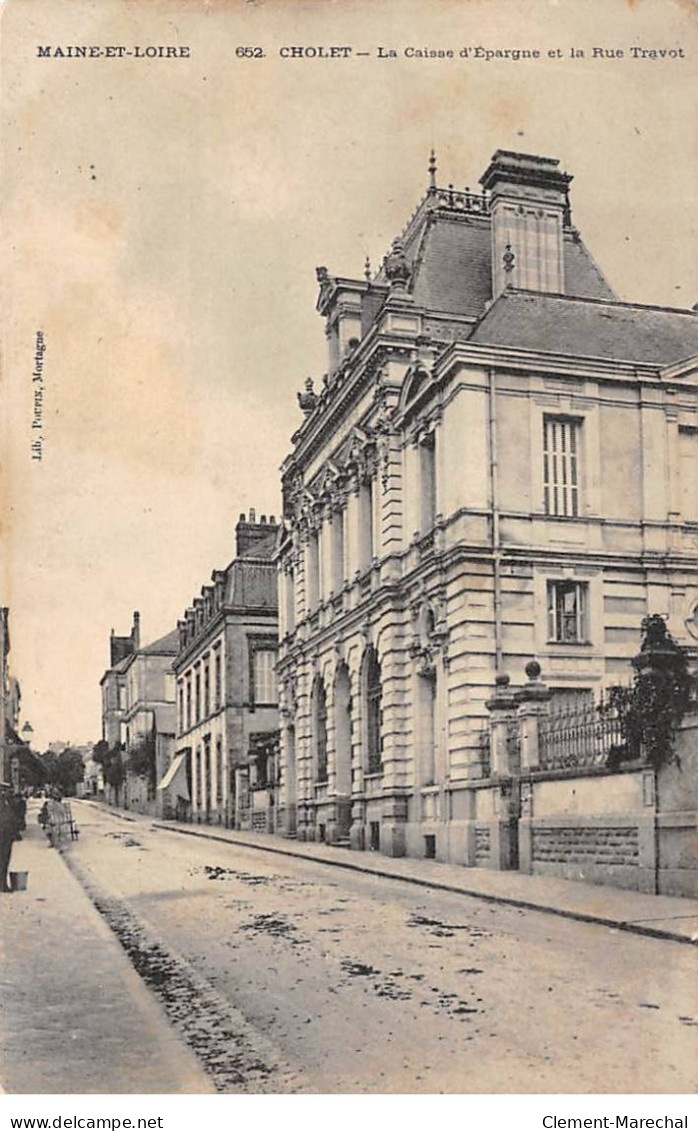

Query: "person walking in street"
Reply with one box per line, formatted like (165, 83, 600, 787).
(38, 799, 49, 832)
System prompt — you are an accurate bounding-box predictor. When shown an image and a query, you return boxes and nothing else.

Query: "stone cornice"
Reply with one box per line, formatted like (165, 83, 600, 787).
(436, 339, 671, 385)
(277, 514, 698, 672)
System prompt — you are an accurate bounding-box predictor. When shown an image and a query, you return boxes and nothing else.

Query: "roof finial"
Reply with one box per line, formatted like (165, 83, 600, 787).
(364, 255, 371, 282)
(428, 148, 437, 191)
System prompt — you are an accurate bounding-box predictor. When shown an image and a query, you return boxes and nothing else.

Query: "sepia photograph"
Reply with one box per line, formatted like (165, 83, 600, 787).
(2, 0, 697, 1110)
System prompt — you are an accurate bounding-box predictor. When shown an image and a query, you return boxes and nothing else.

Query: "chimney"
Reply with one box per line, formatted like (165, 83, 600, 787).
(109, 612, 139, 667)
(235, 511, 279, 559)
(480, 150, 572, 299)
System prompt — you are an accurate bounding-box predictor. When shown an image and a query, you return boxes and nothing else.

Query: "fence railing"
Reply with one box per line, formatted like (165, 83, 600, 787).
(432, 187, 490, 213)
(538, 695, 626, 771)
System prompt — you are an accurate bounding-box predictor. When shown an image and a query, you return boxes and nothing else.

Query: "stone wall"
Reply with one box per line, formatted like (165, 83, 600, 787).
(518, 766, 656, 892)
(656, 714, 698, 898)
(511, 711, 698, 897)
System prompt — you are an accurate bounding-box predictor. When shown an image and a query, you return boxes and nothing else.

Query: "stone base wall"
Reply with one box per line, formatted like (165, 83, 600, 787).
(532, 824, 640, 867)
(657, 811, 698, 898)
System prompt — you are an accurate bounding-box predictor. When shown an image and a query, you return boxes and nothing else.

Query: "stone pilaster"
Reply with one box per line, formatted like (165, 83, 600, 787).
(485, 672, 518, 777)
(516, 661, 551, 771)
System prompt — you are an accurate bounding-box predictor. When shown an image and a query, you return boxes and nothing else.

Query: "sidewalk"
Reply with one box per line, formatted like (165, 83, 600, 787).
(0, 810, 214, 1094)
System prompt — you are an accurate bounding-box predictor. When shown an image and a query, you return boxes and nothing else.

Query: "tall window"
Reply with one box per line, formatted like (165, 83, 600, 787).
(195, 669, 201, 722)
(286, 567, 296, 633)
(203, 661, 210, 717)
(364, 646, 383, 774)
(418, 670, 437, 785)
(195, 745, 202, 806)
(178, 684, 184, 734)
(543, 416, 580, 517)
(307, 530, 320, 611)
(332, 509, 345, 594)
(214, 650, 222, 711)
(203, 734, 211, 815)
(186, 677, 192, 731)
(359, 478, 374, 571)
(547, 580, 588, 643)
(419, 434, 436, 533)
(679, 426, 698, 522)
(313, 677, 328, 783)
(253, 649, 277, 705)
(215, 736, 223, 805)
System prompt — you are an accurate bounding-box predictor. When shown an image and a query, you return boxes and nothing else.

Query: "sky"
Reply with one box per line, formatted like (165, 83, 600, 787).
(2, 0, 697, 749)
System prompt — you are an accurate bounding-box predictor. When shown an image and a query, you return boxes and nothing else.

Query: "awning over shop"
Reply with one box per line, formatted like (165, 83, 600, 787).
(157, 752, 189, 800)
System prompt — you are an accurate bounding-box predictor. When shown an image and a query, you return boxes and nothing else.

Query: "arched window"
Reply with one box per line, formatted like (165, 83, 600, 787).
(363, 646, 383, 774)
(313, 676, 328, 783)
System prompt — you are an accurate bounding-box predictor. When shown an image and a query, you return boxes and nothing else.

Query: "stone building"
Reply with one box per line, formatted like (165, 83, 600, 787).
(172, 510, 280, 829)
(99, 613, 178, 815)
(100, 611, 140, 749)
(120, 629, 177, 813)
(275, 148, 698, 865)
(0, 610, 23, 788)
(0, 609, 36, 790)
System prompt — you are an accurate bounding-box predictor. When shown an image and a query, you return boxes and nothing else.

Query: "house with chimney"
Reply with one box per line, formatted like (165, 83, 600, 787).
(275, 148, 698, 884)
(100, 611, 140, 750)
(171, 510, 280, 829)
(99, 612, 178, 815)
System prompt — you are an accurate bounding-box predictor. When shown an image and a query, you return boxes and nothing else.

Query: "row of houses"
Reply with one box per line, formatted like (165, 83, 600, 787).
(99, 514, 280, 831)
(99, 148, 698, 895)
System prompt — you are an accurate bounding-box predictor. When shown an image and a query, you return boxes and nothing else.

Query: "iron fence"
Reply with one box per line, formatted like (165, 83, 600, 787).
(538, 693, 626, 770)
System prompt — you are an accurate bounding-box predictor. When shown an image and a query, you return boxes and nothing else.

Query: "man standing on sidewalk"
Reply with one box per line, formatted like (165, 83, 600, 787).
(0, 783, 18, 892)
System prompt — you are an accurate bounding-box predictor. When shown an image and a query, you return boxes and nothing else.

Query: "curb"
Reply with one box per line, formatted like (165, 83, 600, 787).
(149, 820, 698, 948)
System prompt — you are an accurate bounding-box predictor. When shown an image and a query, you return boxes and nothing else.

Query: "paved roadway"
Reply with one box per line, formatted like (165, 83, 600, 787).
(67, 802, 698, 1094)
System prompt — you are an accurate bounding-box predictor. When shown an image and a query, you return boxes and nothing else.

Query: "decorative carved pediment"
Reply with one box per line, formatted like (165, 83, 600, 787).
(409, 593, 449, 671)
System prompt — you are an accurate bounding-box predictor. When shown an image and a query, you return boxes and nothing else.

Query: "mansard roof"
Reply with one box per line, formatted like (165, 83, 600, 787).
(225, 555, 278, 611)
(468, 290, 698, 366)
(370, 183, 615, 319)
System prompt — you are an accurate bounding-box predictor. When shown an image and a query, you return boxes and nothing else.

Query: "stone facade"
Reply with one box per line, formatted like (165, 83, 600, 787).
(100, 612, 140, 749)
(275, 148, 698, 868)
(99, 614, 177, 816)
(172, 510, 279, 828)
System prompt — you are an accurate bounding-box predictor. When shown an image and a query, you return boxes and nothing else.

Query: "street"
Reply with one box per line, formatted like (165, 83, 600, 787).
(59, 802, 697, 1093)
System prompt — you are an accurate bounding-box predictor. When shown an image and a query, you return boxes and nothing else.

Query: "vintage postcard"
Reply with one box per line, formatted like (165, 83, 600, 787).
(1, 0, 697, 1110)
